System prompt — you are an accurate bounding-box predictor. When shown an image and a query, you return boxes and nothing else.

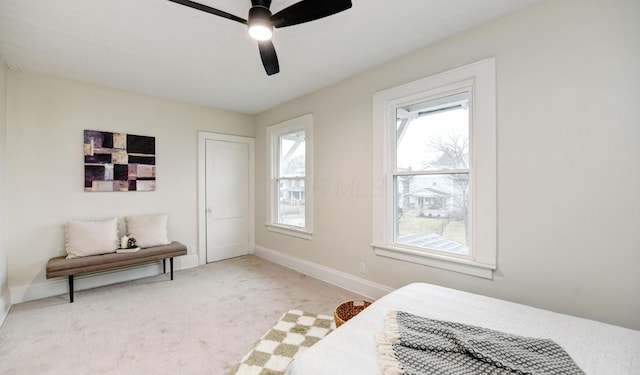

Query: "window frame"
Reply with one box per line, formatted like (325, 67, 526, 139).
(266, 114, 314, 240)
(372, 59, 496, 279)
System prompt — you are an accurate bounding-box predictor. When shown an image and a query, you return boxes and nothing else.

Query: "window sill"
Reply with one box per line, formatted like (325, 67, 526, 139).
(372, 243, 495, 279)
(266, 224, 312, 240)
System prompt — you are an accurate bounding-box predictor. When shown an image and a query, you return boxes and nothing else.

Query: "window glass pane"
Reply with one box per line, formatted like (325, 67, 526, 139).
(395, 174, 469, 255)
(397, 92, 469, 171)
(277, 178, 305, 227)
(279, 131, 305, 177)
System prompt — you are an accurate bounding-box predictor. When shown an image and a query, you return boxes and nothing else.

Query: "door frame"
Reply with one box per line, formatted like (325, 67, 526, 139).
(198, 131, 255, 265)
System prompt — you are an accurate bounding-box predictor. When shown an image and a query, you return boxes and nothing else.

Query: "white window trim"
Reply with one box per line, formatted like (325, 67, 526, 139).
(266, 114, 314, 240)
(372, 58, 496, 279)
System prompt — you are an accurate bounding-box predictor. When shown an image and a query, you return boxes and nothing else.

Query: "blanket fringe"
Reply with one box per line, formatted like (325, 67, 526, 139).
(376, 310, 404, 375)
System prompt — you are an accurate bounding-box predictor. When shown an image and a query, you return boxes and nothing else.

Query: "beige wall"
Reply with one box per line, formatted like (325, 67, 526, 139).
(255, 0, 640, 329)
(0, 56, 8, 322)
(6, 71, 254, 297)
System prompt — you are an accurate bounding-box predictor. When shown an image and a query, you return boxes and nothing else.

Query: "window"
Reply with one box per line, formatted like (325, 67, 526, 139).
(266, 114, 313, 239)
(395, 92, 470, 254)
(372, 59, 496, 278)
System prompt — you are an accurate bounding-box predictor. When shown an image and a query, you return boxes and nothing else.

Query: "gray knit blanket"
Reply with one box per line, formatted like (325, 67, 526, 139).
(377, 311, 585, 375)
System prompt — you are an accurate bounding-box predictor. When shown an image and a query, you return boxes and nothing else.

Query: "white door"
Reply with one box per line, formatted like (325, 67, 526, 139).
(205, 139, 250, 262)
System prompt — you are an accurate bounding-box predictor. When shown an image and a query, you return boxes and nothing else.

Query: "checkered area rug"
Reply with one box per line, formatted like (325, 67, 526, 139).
(231, 310, 335, 375)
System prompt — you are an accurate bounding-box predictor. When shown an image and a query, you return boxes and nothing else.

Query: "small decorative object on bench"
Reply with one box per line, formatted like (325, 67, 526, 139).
(116, 246, 140, 254)
(46, 215, 186, 303)
(116, 236, 139, 253)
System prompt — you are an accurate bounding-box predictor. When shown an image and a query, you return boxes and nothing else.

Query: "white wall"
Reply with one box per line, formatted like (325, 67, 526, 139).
(0, 56, 9, 323)
(255, 0, 640, 329)
(6, 71, 254, 301)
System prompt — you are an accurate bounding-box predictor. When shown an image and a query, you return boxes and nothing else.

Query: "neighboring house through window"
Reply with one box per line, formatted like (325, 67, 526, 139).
(266, 114, 313, 239)
(372, 59, 496, 278)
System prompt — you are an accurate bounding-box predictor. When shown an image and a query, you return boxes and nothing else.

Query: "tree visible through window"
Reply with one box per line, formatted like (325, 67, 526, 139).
(395, 92, 470, 255)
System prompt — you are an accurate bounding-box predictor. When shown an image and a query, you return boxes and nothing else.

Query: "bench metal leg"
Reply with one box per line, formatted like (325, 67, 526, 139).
(68, 275, 74, 303)
(64, 257, 177, 303)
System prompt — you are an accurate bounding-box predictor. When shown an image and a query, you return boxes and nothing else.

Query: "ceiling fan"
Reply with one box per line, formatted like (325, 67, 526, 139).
(168, 0, 353, 76)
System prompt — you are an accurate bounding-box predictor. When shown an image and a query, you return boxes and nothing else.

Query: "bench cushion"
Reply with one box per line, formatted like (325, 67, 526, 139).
(46, 241, 187, 278)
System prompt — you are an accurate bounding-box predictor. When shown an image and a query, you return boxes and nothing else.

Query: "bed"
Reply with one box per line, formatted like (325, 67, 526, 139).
(286, 283, 640, 374)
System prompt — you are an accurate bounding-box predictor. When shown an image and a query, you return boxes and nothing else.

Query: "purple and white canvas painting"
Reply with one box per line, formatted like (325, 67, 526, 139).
(84, 130, 156, 192)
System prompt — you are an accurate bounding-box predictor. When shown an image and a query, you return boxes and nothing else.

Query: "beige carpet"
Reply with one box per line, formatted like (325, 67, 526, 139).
(0, 255, 365, 374)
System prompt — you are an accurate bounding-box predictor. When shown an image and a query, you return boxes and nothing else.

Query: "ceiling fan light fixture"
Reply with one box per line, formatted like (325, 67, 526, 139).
(248, 6, 273, 41)
(248, 23, 273, 40)
(169, 0, 354, 75)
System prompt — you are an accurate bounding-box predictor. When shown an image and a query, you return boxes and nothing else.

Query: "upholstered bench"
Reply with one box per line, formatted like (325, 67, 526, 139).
(46, 241, 187, 302)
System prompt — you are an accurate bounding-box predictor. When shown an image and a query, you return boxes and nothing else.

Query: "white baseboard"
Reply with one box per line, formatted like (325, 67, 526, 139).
(10, 254, 199, 304)
(175, 253, 199, 270)
(253, 245, 394, 300)
(0, 288, 10, 328)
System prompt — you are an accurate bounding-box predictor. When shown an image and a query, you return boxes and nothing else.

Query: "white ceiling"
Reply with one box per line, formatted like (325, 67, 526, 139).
(0, 0, 543, 114)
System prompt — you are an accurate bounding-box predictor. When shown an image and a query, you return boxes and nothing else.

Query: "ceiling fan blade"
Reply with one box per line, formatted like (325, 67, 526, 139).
(258, 40, 280, 75)
(270, 0, 352, 28)
(167, 0, 247, 24)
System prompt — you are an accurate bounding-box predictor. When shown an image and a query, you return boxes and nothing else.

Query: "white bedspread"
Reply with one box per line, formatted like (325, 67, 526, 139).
(286, 283, 640, 375)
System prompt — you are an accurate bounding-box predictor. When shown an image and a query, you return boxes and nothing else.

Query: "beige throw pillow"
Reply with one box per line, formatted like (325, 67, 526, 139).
(126, 214, 170, 248)
(65, 218, 119, 259)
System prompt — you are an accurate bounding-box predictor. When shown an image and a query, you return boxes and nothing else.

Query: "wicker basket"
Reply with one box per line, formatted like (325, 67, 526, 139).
(334, 300, 372, 327)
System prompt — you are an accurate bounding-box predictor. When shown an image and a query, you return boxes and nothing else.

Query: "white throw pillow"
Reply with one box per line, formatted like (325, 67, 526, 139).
(65, 218, 119, 259)
(126, 214, 170, 248)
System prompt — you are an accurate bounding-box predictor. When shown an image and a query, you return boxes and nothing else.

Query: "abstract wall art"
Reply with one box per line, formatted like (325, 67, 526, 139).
(84, 130, 156, 192)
